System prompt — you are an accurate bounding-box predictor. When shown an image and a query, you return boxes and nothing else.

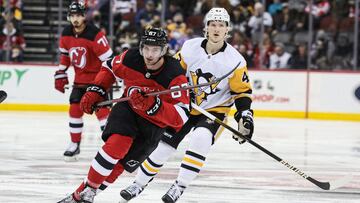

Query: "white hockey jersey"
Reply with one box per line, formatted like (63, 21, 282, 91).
(175, 38, 252, 115)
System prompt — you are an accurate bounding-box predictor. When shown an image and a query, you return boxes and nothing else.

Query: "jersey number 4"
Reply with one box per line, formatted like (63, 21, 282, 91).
(242, 71, 249, 83)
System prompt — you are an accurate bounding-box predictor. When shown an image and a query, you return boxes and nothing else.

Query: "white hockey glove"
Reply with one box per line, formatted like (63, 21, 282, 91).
(233, 109, 254, 144)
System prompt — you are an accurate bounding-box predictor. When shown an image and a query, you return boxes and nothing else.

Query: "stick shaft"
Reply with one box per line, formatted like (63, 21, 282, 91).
(191, 103, 332, 190)
(96, 61, 241, 107)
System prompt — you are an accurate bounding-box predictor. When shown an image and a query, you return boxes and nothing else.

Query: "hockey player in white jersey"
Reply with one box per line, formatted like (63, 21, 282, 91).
(119, 8, 254, 203)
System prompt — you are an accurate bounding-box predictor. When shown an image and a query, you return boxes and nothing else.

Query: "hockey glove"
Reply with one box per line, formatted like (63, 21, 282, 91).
(54, 70, 69, 93)
(129, 87, 161, 116)
(80, 85, 107, 114)
(233, 109, 254, 144)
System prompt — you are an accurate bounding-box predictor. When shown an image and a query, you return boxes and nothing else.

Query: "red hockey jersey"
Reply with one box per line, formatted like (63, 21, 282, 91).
(94, 49, 190, 132)
(59, 23, 113, 84)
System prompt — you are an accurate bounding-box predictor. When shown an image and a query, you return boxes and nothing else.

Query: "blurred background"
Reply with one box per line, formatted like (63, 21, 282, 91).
(0, 0, 359, 71)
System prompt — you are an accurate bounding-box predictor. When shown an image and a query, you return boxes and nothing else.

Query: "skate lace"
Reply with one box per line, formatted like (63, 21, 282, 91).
(80, 187, 96, 202)
(126, 183, 143, 196)
(167, 183, 184, 200)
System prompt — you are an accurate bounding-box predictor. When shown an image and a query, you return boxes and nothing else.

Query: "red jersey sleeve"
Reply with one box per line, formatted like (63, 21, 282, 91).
(59, 36, 70, 67)
(93, 32, 113, 62)
(152, 75, 190, 132)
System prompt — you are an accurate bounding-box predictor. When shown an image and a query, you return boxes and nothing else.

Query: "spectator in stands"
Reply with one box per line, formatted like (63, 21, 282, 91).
(305, 0, 330, 29)
(331, 33, 353, 70)
(165, 1, 181, 23)
(268, 0, 283, 16)
(0, 9, 22, 34)
(167, 12, 188, 53)
(289, 43, 307, 69)
(253, 32, 274, 69)
(0, 0, 22, 21)
(115, 26, 138, 54)
(0, 21, 25, 62)
(269, 42, 291, 69)
(311, 30, 335, 70)
(248, 2, 273, 35)
(273, 3, 295, 33)
(230, 5, 249, 33)
(90, 10, 107, 34)
(135, 0, 160, 33)
(238, 44, 254, 68)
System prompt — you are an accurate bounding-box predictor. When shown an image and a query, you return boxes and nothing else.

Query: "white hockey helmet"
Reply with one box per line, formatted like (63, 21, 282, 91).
(204, 8, 230, 27)
(204, 8, 231, 39)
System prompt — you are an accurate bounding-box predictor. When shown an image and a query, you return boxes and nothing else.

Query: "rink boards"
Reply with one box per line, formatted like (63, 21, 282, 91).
(0, 64, 360, 121)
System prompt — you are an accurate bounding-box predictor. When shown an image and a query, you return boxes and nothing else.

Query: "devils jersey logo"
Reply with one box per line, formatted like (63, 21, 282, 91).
(190, 69, 220, 105)
(69, 47, 87, 68)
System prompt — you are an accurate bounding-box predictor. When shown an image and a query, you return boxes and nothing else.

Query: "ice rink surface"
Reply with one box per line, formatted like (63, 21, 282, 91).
(0, 111, 359, 203)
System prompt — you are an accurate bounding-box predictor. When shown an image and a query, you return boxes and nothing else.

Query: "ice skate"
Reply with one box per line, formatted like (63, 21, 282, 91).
(119, 182, 145, 203)
(161, 181, 186, 203)
(57, 193, 79, 203)
(63, 141, 80, 162)
(79, 186, 97, 203)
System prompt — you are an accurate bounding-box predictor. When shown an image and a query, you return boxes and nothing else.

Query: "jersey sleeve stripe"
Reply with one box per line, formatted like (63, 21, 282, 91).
(174, 104, 189, 125)
(98, 148, 118, 164)
(59, 47, 68, 53)
(99, 49, 114, 61)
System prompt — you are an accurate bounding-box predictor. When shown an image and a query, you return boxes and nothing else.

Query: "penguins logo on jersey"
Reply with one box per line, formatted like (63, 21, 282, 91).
(190, 69, 220, 105)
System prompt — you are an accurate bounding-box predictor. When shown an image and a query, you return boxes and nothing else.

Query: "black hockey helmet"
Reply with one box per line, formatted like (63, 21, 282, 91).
(139, 27, 168, 56)
(141, 27, 168, 47)
(68, 1, 86, 17)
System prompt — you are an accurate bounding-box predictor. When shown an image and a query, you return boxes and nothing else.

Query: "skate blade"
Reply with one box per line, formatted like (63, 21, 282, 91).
(64, 155, 79, 162)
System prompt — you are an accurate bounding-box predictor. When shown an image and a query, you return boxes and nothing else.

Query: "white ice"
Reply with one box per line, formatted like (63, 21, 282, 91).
(0, 111, 359, 203)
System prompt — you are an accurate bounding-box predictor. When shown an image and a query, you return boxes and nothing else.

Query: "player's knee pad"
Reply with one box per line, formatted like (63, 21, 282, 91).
(69, 103, 84, 118)
(188, 127, 213, 155)
(102, 134, 133, 160)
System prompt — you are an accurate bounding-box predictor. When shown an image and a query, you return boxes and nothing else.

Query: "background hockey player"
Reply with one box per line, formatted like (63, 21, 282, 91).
(57, 27, 190, 203)
(119, 8, 254, 203)
(54, 1, 113, 161)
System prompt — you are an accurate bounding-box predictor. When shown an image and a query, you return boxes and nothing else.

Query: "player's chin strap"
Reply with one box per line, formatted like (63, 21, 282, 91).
(191, 102, 352, 191)
(95, 60, 242, 108)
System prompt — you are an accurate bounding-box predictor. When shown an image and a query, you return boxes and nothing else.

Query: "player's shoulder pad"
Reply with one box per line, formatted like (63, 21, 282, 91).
(180, 37, 204, 54)
(61, 25, 73, 36)
(121, 48, 145, 69)
(80, 23, 101, 41)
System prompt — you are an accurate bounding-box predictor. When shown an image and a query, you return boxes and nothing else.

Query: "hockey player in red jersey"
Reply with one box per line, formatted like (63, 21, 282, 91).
(57, 27, 190, 203)
(54, 1, 114, 161)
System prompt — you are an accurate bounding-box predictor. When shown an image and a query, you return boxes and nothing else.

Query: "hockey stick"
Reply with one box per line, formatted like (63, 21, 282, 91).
(96, 61, 242, 107)
(0, 90, 7, 103)
(64, 84, 122, 89)
(191, 102, 352, 190)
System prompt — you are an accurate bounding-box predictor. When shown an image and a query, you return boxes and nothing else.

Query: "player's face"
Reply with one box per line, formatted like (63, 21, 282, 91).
(142, 44, 163, 66)
(69, 13, 86, 28)
(207, 21, 228, 43)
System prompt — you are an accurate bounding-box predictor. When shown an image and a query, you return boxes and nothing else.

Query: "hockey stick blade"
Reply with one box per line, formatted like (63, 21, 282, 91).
(0, 90, 7, 103)
(96, 61, 242, 107)
(191, 103, 351, 191)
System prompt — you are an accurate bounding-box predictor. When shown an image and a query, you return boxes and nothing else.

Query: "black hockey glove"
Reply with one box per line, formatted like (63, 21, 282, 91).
(233, 109, 254, 144)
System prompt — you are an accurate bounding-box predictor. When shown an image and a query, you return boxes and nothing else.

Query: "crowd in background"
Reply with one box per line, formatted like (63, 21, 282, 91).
(0, 0, 359, 69)
(0, 0, 25, 62)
